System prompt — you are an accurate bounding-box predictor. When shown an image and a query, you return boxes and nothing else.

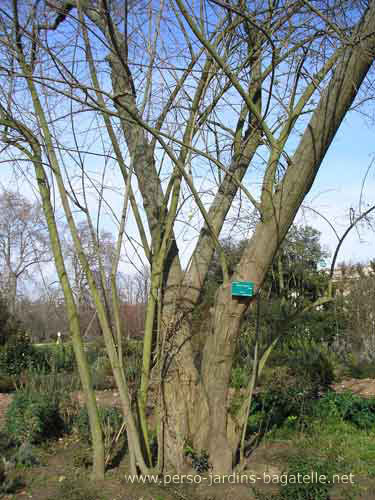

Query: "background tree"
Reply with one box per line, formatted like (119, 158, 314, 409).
(16, 287, 68, 342)
(0, 293, 20, 346)
(333, 262, 375, 366)
(0, 189, 50, 314)
(63, 221, 120, 338)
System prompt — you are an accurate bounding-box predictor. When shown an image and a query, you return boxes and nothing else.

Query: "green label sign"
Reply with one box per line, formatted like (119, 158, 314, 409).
(231, 281, 254, 297)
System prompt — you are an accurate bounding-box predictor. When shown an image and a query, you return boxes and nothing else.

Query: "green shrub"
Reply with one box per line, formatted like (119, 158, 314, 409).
(0, 374, 14, 392)
(12, 442, 40, 467)
(122, 341, 142, 384)
(0, 431, 12, 453)
(73, 406, 123, 444)
(23, 367, 80, 398)
(72, 447, 93, 469)
(84, 340, 103, 366)
(247, 366, 316, 437)
(271, 337, 335, 394)
(184, 443, 210, 472)
(278, 455, 336, 500)
(0, 333, 49, 376)
(313, 391, 375, 430)
(0, 475, 25, 496)
(48, 479, 99, 500)
(253, 455, 337, 500)
(4, 390, 64, 444)
(24, 344, 76, 373)
(248, 386, 308, 436)
(13, 363, 81, 434)
(91, 373, 115, 391)
(0, 456, 4, 485)
(92, 355, 112, 375)
(230, 366, 249, 389)
(0, 333, 33, 375)
(345, 359, 375, 379)
(91, 355, 115, 390)
(46, 344, 76, 372)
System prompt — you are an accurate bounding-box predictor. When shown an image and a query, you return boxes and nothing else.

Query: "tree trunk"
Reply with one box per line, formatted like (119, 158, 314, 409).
(7, 271, 17, 316)
(160, 220, 281, 474)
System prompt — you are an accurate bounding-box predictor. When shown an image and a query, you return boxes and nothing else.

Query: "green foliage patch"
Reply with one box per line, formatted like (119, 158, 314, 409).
(48, 479, 99, 500)
(253, 455, 337, 500)
(4, 390, 64, 445)
(278, 455, 335, 500)
(0, 333, 48, 376)
(73, 406, 123, 444)
(184, 443, 210, 473)
(313, 391, 375, 430)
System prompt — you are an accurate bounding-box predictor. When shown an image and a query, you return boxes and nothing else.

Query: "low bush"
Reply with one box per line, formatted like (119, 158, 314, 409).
(48, 478, 99, 500)
(0, 431, 12, 453)
(230, 365, 249, 389)
(249, 386, 375, 449)
(122, 341, 143, 385)
(91, 355, 115, 390)
(84, 339, 104, 366)
(247, 366, 316, 437)
(279, 455, 336, 500)
(45, 344, 76, 372)
(248, 386, 309, 436)
(270, 337, 335, 395)
(9, 360, 81, 435)
(58, 391, 82, 431)
(0, 295, 20, 347)
(0, 456, 4, 484)
(344, 358, 375, 379)
(12, 442, 40, 467)
(0, 374, 14, 392)
(253, 454, 338, 500)
(0, 333, 49, 376)
(89, 342, 143, 387)
(73, 406, 123, 445)
(73, 406, 126, 466)
(4, 390, 64, 445)
(0, 475, 25, 496)
(184, 443, 211, 472)
(72, 447, 93, 469)
(313, 391, 375, 430)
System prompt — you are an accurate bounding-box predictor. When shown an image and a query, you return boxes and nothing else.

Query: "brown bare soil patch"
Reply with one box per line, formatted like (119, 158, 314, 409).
(331, 378, 375, 398)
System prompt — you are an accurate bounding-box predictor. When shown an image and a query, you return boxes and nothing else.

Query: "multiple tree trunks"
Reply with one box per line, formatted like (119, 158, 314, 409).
(1, 0, 375, 480)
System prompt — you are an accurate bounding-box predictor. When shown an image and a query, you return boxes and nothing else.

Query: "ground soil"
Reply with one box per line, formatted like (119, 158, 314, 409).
(331, 378, 375, 398)
(1, 379, 375, 499)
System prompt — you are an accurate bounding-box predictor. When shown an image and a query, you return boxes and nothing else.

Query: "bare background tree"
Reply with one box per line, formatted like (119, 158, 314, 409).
(0, 189, 50, 314)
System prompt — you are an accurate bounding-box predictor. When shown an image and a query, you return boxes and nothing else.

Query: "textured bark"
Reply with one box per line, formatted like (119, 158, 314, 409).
(7, 272, 17, 316)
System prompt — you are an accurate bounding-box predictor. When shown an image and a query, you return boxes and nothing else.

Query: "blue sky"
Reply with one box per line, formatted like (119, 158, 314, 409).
(1, 104, 374, 278)
(1, 0, 374, 275)
(299, 110, 375, 265)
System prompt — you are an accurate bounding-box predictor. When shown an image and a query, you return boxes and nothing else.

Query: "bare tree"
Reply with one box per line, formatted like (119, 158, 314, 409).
(1, 0, 375, 479)
(0, 189, 50, 314)
(17, 287, 67, 342)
